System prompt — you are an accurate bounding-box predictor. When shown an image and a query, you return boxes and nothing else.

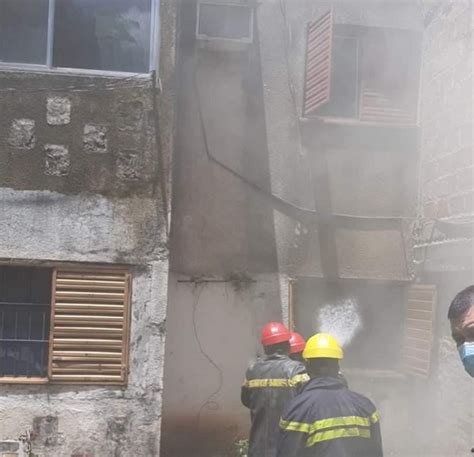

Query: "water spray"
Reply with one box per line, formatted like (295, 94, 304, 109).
(315, 298, 362, 348)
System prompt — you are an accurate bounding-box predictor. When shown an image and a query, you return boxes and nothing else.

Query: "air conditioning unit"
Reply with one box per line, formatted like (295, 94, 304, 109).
(196, 1, 254, 45)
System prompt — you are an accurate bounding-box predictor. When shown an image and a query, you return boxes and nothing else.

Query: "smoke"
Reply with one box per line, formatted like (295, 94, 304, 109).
(315, 298, 362, 348)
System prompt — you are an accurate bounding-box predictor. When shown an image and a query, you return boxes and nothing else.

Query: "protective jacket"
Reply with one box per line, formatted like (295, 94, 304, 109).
(277, 376, 383, 457)
(241, 352, 309, 457)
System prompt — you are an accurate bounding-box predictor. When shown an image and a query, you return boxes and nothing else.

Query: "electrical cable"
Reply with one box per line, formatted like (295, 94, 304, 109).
(192, 54, 317, 220)
(192, 284, 224, 430)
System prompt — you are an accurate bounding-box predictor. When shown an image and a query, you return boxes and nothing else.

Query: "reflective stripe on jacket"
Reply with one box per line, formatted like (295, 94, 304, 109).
(277, 376, 383, 457)
(241, 353, 309, 457)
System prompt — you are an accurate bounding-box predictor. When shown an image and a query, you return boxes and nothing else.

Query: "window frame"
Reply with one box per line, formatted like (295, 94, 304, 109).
(302, 10, 422, 127)
(0, 264, 132, 385)
(0, 0, 160, 77)
(196, 1, 254, 44)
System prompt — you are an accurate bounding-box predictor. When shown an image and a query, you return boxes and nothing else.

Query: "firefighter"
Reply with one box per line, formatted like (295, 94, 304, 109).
(241, 322, 309, 457)
(448, 285, 474, 377)
(277, 333, 383, 457)
(289, 332, 306, 364)
(290, 331, 349, 388)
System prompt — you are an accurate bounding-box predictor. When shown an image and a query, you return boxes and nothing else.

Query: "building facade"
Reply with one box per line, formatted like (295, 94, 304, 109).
(0, 1, 176, 456)
(162, 1, 472, 456)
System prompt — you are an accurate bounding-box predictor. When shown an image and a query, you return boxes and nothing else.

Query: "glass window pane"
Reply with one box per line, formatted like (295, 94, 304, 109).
(317, 36, 359, 118)
(0, 0, 49, 65)
(53, 0, 152, 73)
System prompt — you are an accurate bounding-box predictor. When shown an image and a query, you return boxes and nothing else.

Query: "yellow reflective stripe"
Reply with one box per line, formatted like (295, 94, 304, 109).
(279, 415, 374, 436)
(244, 378, 291, 388)
(243, 374, 310, 388)
(280, 418, 312, 433)
(288, 373, 310, 386)
(311, 415, 371, 431)
(306, 427, 371, 447)
(371, 411, 380, 424)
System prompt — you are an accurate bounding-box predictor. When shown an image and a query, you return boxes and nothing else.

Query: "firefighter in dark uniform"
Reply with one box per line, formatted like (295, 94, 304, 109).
(241, 322, 309, 457)
(277, 333, 383, 457)
(289, 332, 306, 364)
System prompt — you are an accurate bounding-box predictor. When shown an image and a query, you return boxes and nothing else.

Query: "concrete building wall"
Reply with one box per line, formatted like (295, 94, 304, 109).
(419, 1, 473, 454)
(161, 2, 285, 455)
(161, 273, 282, 457)
(0, 1, 177, 455)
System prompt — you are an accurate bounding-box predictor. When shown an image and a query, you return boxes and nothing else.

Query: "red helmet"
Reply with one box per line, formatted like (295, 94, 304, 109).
(289, 332, 306, 354)
(261, 322, 291, 346)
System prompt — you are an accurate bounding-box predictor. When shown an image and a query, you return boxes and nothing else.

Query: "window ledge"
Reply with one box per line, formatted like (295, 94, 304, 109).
(0, 63, 154, 80)
(0, 377, 48, 385)
(301, 115, 419, 129)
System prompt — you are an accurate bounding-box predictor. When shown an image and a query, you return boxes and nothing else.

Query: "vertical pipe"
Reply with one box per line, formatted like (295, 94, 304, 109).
(46, 0, 56, 68)
(149, 0, 160, 72)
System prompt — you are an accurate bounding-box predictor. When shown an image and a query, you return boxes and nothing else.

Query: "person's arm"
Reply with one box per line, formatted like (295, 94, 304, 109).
(367, 411, 384, 457)
(241, 379, 252, 408)
(289, 364, 310, 394)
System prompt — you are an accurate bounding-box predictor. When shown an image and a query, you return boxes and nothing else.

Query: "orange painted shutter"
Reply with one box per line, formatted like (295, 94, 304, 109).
(303, 9, 334, 116)
(48, 269, 131, 384)
(402, 284, 436, 377)
(359, 87, 417, 125)
(359, 31, 421, 125)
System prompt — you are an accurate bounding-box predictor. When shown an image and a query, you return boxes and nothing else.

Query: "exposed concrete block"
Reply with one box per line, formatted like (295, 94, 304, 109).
(47, 96, 71, 125)
(84, 124, 108, 153)
(106, 416, 129, 442)
(8, 119, 35, 149)
(117, 150, 140, 180)
(117, 101, 144, 130)
(32, 415, 59, 447)
(44, 145, 70, 176)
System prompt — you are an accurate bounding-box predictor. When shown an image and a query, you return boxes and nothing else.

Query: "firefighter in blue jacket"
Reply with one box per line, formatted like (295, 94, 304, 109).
(277, 333, 383, 457)
(242, 322, 309, 457)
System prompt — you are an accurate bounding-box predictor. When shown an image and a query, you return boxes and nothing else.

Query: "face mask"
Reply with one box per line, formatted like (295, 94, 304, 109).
(458, 342, 474, 377)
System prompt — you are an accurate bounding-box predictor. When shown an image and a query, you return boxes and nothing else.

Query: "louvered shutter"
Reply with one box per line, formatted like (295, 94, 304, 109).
(303, 9, 334, 116)
(402, 284, 437, 377)
(48, 269, 131, 384)
(359, 87, 417, 125)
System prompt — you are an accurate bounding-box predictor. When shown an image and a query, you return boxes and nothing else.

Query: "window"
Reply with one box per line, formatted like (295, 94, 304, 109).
(0, 265, 131, 384)
(197, 2, 253, 43)
(290, 279, 437, 377)
(303, 9, 422, 125)
(0, 266, 52, 378)
(0, 0, 156, 73)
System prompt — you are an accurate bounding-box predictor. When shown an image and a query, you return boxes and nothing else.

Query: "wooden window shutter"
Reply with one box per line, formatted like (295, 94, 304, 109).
(48, 269, 131, 384)
(359, 31, 420, 125)
(402, 284, 437, 377)
(303, 9, 334, 116)
(359, 87, 417, 125)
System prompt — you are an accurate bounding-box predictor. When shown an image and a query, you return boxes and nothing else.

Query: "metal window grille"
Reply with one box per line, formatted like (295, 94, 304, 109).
(0, 266, 52, 378)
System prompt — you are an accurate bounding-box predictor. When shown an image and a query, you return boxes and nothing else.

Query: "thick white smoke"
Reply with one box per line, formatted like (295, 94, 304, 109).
(315, 298, 362, 347)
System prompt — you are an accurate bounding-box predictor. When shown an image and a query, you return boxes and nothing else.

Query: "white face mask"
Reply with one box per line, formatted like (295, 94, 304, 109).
(458, 342, 474, 377)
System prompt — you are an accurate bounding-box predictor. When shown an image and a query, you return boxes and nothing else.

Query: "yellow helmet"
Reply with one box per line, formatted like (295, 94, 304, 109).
(303, 333, 344, 360)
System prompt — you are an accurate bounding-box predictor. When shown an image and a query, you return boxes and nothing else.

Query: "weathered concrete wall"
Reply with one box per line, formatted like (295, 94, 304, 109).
(161, 273, 282, 457)
(0, 0, 177, 455)
(0, 71, 160, 198)
(419, 1, 473, 454)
